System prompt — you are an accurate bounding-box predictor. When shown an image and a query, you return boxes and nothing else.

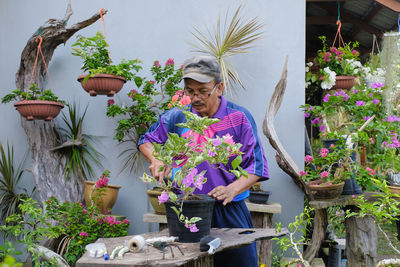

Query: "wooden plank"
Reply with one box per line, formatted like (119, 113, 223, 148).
(245, 201, 282, 214)
(306, 16, 339, 25)
(143, 213, 167, 224)
(376, 0, 400, 12)
(76, 228, 288, 267)
(309, 192, 381, 209)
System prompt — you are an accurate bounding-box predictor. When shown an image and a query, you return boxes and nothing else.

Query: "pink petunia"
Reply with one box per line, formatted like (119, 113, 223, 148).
(320, 171, 329, 178)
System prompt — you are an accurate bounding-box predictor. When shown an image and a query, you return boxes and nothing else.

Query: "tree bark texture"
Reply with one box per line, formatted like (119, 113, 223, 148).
(15, 2, 107, 204)
(303, 209, 328, 262)
(345, 214, 377, 267)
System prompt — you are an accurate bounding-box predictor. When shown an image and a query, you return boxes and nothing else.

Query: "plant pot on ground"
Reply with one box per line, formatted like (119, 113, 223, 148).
(72, 32, 141, 97)
(2, 84, 64, 121)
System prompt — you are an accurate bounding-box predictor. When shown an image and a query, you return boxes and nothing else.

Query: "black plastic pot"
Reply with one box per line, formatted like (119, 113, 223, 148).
(249, 191, 271, 204)
(164, 194, 215, 243)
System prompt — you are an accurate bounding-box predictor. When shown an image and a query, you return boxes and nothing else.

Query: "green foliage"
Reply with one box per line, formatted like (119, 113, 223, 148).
(0, 241, 22, 263)
(58, 102, 103, 180)
(1, 84, 62, 103)
(0, 142, 31, 224)
(72, 32, 141, 81)
(106, 59, 182, 173)
(0, 255, 22, 267)
(1, 197, 130, 267)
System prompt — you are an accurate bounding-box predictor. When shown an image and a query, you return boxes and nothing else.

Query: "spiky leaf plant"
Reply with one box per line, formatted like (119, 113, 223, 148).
(0, 142, 30, 223)
(58, 102, 103, 181)
(190, 5, 264, 94)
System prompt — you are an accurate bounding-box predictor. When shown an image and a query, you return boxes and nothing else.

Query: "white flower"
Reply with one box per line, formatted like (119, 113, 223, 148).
(321, 67, 336, 90)
(305, 81, 311, 89)
(306, 62, 313, 67)
(305, 66, 309, 73)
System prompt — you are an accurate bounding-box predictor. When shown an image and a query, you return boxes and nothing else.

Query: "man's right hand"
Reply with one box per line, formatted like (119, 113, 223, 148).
(149, 159, 171, 183)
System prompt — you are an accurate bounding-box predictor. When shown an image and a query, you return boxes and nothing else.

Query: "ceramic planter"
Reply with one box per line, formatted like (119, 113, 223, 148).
(307, 180, 345, 200)
(14, 100, 64, 121)
(332, 76, 356, 90)
(146, 188, 166, 215)
(77, 74, 126, 97)
(164, 194, 215, 243)
(84, 181, 121, 214)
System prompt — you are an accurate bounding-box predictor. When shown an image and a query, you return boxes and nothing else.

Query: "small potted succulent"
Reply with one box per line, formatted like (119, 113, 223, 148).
(1, 83, 64, 121)
(71, 32, 141, 97)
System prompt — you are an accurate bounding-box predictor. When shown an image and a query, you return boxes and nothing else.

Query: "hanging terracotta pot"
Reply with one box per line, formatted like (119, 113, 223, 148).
(14, 100, 64, 121)
(307, 180, 345, 200)
(77, 74, 126, 97)
(84, 181, 121, 214)
(332, 76, 356, 90)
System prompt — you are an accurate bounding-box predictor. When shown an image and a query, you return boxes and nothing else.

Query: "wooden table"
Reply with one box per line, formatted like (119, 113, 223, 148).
(308, 193, 379, 267)
(76, 227, 288, 267)
(143, 201, 282, 267)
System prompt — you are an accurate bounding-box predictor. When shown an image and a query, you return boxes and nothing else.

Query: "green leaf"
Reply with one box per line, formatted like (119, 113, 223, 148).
(231, 155, 242, 170)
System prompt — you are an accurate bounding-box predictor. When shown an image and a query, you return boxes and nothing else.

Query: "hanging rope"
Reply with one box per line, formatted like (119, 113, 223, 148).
(26, 35, 55, 100)
(99, 8, 111, 65)
(332, 2, 345, 48)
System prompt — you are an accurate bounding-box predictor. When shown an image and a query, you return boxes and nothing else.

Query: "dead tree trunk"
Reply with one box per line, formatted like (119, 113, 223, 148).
(15, 2, 107, 205)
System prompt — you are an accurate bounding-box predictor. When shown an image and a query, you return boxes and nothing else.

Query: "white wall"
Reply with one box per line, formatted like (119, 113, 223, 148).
(0, 0, 305, 237)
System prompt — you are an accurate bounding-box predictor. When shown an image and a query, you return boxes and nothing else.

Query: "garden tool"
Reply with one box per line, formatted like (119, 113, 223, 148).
(200, 235, 221, 255)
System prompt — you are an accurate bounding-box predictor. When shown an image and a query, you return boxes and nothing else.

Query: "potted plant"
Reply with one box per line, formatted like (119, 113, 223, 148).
(84, 170, 121, 214)
(1, 83, 64, 121)
(141, 93, 247, 242)
(106, 58, 182, 173)
(248, 182, 271, 204)
(306, 36, 361, 91)
(299, 144, 355, 200)
(71, 32, 141, 97)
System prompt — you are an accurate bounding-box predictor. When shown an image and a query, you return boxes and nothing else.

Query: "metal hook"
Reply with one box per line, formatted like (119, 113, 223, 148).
(35, 36, 43, 49)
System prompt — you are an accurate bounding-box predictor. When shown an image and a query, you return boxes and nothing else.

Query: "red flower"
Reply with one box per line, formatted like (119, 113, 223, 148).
(107, 99, 115, 106)
(165, 58, 175, 66)
(179, 95, 191, 106)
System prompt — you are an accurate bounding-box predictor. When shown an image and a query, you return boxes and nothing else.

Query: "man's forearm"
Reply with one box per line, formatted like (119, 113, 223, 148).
(138, 142, 155, 163)
(227, 173, 260, 196)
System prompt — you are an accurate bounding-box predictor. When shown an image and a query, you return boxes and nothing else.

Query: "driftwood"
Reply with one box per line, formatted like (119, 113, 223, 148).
(15, 1, 107, 204)
(31, 245, 69, 267)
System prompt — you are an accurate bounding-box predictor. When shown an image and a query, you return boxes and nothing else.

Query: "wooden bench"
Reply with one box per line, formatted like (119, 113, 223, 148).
(143, 201, 282, 267)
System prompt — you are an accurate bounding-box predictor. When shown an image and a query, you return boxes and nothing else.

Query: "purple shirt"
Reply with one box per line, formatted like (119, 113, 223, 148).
(139, 96, 269, 198)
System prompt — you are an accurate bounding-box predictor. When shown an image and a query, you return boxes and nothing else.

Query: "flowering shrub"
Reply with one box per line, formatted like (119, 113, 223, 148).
(306, 36, 361, 90)
(141, 93, 247, 231)
(0, 197, 130, 266)
(106, 59, 182, 171)
(300, 144, 354, 185)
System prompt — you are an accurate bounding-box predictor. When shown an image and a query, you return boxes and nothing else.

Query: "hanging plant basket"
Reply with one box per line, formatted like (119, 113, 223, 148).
(77, 74, 126, 97)
(307, 180, 345, 200)
(332, 76, 356, 90)
(14, 100, 64, 121)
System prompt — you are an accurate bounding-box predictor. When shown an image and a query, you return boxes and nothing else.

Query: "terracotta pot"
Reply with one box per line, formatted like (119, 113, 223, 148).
(14, 100, 64, 121)
(332, 76, 356, 90)
(388, 185, 400, 201)
(84, 181, 121, 214)
(307, 180, 345, 200)
(77, 74, 126, 97)
(146, 188, 166, 215)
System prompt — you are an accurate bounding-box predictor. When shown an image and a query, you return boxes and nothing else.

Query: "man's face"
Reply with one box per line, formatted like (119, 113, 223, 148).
(184, 79, 223, 117)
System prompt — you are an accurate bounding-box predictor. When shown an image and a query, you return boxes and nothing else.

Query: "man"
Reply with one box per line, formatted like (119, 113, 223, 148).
(138, 55, 269, 267)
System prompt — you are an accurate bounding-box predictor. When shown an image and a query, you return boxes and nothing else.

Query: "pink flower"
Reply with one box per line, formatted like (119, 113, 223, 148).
(353, 89, 359, 94)
(105, 216, 115, 225)
(323, 94, 331, 103)
(149, 80, 155, 85)
(330, 144, 334, 148)
(123, 219, 130, 224)
(320, 148, 329, 158)
(212, 138, 222, 146)
(304, 112, 310, 118)
(79, 231, 88, 237)
(305, 155, 314, 163)
(82, 209, 87, 214)
(208, 150, 216, 157)
(369, 138, 374, 144)
(153, 60, 161, 67)
(165, 58, 175, 66)
(107, 99, 115, 106)
(356, 101, 365, 106)
(115, 221, 122, 225)
(172, 94, 179, 103)
(158, 190, 169, 204)
(320, 171, 329, 178)
(78, 202, 84, 207)
(299, 170, 308, 176)
(372, 82, 384, 89)
(372, 99, 380, 105)
(179, 95, 191, 105)
(363, 116, 371, 121)
(387, 116, 398, 122)
(194, 173, 205, 190)
(167, 103, 172, 109)
(366, 167, 375, 176)
(319, 125, 325, 132)
(351, 194, 356, 199)
(307, 106, 313, 111)
(189, 224, 199, 232)
(311, 117, 320, 125)
(97, 218, 104, 225)
(223, 134, 235, 145)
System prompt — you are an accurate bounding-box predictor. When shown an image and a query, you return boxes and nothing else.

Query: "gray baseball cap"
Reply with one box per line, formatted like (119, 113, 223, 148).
(182, 55, 221, 83)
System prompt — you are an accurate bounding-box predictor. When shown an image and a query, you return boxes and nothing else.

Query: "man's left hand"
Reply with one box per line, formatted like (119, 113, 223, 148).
(208, 185, 237, 206)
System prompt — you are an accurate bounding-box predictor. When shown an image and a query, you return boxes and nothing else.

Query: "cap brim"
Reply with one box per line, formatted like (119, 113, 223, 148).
(182, 73, 214, 83)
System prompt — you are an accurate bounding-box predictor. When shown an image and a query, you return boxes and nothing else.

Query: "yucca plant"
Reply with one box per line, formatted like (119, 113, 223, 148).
(190, 5, 264, 94)
(0, 142, 29, 223)
(56, 102, 103, 181)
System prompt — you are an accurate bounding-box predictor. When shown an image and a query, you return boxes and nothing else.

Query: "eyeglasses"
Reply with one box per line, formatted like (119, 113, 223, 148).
(184, 84, 218, 99)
